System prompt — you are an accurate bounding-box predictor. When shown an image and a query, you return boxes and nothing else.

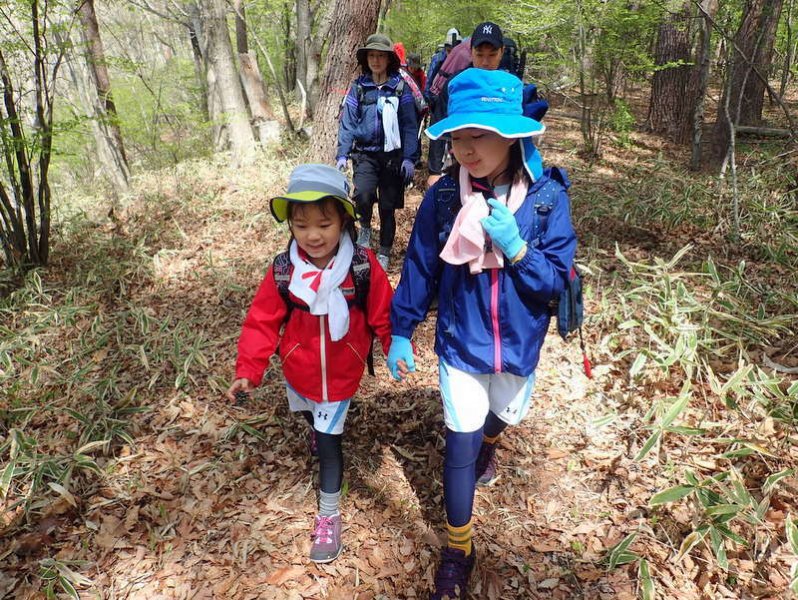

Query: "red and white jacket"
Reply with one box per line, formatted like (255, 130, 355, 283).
(235, 249, 393, 402)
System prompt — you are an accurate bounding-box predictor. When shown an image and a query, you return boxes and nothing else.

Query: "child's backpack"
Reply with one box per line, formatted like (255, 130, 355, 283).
(398, 67, 429, 118)
(272, 244, 376, 374)
(429, 37, 472, 99)
(433, 170, 590, 377)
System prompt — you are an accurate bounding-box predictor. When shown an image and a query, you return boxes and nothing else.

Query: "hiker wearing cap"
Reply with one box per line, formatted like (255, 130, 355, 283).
(387, 69, 577, 598)
(336, 33, 419, 271)
(427, 21, 507, 189)
(227, 164, 394, 564)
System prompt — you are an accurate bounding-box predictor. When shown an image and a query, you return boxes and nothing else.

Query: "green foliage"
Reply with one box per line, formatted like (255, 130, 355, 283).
(609, 99, 635, 147)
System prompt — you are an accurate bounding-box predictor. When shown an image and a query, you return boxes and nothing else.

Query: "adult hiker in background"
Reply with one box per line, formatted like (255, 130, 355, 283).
(387, 69, 577, 598)
(405, 52, 426, 93)
(426, 22, 550, 190)
(227, 164, 394, 564)
(337, 34, 419, 271)
(424, 28, 461, 99)
(426, 22, 505, 189)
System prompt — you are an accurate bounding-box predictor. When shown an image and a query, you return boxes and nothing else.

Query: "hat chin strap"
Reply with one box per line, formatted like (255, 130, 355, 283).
(521, 138, 543, 182)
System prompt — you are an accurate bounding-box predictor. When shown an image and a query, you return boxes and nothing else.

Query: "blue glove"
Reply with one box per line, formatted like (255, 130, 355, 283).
(386, 335, 415, 381)
(336, 157, 348, 172)
(400, 159, 415, 184)
(480, 198, 526, 260)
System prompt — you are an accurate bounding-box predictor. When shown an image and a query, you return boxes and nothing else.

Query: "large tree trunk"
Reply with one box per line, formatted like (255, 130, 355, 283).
(232, 0, 280, 143)
(647, 3, 694, 143)
(199, 0, 256, 165)
(76, 0, 130, 185)
(64, 46, 131, 191)
(714, 0, 785, 155)
(309, 0, 381, 162)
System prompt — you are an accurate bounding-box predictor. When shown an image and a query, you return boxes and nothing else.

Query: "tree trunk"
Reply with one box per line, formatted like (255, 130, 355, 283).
(690, 0, 717, 170)
(295, 0, 311, 98)
(309, 0, 381, 162)
(713, 0, 785, 156)
(76, 0, 130, 183)
(231, 0, 281, 143)
(199, 0, 256, 165)
(647, 3, 694, 143)
(187, 2, 209, 120)
(64, 45, 131, 191)
(779, 0, 794, 98)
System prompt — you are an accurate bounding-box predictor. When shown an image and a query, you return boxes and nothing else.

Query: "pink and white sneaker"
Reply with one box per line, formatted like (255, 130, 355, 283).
(309, 514, 342, 563)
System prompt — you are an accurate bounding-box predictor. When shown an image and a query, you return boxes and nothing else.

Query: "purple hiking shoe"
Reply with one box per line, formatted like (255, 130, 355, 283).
(475, 442, 498, 487)
(307, 428, 318, 457)
(309, 514, 342, 563)
(430, 546, 476, 599)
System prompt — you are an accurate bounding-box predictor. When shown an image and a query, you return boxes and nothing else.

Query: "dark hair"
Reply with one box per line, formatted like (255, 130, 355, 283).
(286, 197, 357, 249)
(446, 139, 530, 187)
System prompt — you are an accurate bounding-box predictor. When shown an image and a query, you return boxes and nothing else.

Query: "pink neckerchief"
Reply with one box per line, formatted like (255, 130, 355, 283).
(439, 168, 529, 274)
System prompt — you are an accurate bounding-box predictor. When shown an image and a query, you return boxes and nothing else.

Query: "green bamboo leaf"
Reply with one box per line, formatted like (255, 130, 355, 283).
(650, 485, 694, 506)
(630, 354, 648, 378)
(661, 386, 691, 428)
(606, 532, 638, 570)
(762, 469, 794, 496)
(0, 460, 14, 500)
(664, 426, 706, 435)
(704, 504, 741, 517)
(635, 430, 661, 461)
(709, 527, 728, 570)
(638, 558, 655, 600)
(58, 576, 79, 600)
(674, 527, 708, 562)
(786, 516, 798, 553)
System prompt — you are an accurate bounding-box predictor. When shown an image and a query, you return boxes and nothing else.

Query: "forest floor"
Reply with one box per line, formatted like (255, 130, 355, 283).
(2, 100, 798, 599)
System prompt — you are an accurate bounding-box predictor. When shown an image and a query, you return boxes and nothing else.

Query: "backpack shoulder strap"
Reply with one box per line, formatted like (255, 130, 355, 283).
(529, 170, 569, 247)
(351, 244, 371, 309)
(433, 176, 460, 248)
(272, 251, 292, 304)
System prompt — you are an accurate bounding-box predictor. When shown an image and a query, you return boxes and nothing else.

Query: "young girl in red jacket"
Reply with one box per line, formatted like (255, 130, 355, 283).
(226, 164, 393, 563)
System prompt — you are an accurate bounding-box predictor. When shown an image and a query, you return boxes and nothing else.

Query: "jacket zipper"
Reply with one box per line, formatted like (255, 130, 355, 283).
(491, 269, 501, 373)
(320, 317, 328, 401)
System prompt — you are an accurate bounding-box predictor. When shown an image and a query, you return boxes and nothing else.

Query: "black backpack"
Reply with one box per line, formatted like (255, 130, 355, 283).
(338, 79, 406, 121)
(500, 37, 525, 79)
(272, 244, 375, 374)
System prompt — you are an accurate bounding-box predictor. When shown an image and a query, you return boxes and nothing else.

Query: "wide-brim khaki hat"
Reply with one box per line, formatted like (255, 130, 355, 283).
(356, 33, 400, 72)
(270, 164, 358, 222)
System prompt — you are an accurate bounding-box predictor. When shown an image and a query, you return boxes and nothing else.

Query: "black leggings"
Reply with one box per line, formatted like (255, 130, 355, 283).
(301, 412, 343, 493)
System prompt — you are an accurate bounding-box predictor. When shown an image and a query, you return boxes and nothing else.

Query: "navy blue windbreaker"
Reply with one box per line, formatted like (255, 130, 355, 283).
(336, 73, 419, 163)
(391, 169, 577, 376)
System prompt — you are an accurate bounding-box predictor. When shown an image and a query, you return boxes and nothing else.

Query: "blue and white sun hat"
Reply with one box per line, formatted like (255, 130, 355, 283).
(426, 69, 546, 180)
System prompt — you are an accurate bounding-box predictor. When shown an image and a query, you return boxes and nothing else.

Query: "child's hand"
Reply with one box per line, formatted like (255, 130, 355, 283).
(387, 335, 416, 381)
(481, 199, 526, 260)
(226, 378, 253, 403)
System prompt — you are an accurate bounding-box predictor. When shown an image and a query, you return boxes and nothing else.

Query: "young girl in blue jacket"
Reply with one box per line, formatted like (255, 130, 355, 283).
(387, 69, 577, 599)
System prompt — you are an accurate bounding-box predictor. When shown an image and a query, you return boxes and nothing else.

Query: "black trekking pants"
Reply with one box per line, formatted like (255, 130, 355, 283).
(352, 149, 404, 250)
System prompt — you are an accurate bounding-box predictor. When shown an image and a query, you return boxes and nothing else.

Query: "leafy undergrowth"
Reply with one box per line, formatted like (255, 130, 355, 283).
(1, 117, 797, 599)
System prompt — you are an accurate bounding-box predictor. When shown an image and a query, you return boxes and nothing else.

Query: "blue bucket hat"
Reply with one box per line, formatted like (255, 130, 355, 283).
(270, 164, 357, 222)
(426, 69, 544, 140)
(426, 69, 546, 180)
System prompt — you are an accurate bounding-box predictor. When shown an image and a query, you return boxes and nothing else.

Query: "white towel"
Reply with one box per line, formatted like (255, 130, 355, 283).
(288, 233, 354, 341)
(379, 95, 401, 152)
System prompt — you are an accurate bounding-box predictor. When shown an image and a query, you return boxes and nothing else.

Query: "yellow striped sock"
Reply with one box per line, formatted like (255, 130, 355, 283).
(483, 433, 500, 445)
(447, 520, 473, 556)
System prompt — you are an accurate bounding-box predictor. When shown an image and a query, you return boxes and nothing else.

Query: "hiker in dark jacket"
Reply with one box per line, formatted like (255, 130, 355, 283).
(337, 33, 419, 271)
(426, 22, 505, 188)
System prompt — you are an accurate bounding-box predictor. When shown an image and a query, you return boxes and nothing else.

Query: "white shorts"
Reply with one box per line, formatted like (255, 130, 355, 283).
(286, 385, 351, 435)
(439, 359, 536, 433)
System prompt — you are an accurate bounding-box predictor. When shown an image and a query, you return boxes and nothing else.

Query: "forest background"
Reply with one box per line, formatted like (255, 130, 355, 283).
(1, 0, 797, 598)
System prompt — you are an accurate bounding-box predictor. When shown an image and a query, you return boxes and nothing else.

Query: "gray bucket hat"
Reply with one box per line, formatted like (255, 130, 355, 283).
(356, 33, 400, 72)
(270, 164, 357, 223)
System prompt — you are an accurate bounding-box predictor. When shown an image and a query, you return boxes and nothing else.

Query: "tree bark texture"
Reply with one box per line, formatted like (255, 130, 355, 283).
(690, 0, 716, 169)
(239, 53, 281, 142)
(76, 0, 130, 173)
(198, 0, 256, 165)
(309, 0, 381, 162)
(64, 46, 131, 191)
(733, 0, 785, 124)
(647, 3, 694, 143)
(713, 0, 785, 156)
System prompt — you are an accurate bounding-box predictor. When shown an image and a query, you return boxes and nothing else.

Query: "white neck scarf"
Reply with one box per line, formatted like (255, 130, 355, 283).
(288, 233, 354, 341)
(379, 95, 401, 152)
